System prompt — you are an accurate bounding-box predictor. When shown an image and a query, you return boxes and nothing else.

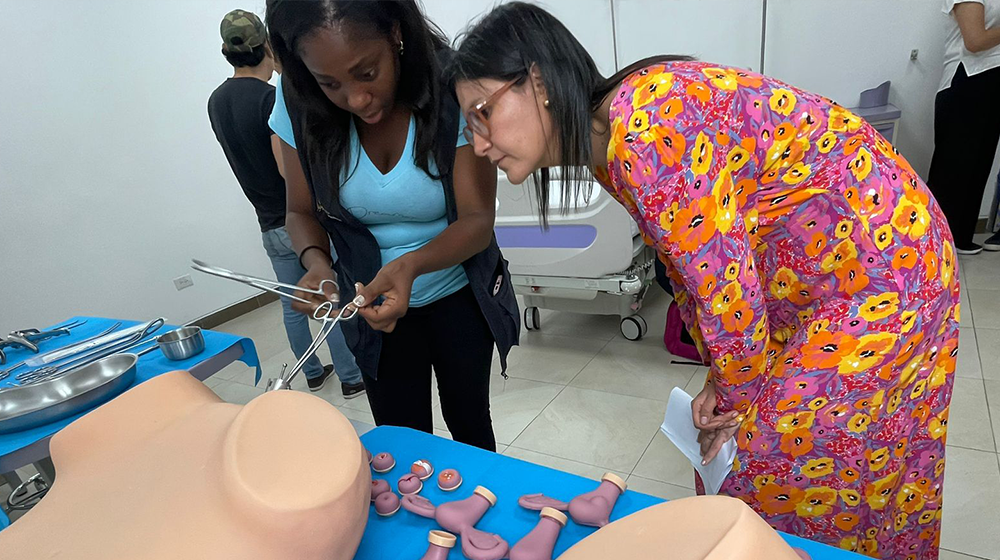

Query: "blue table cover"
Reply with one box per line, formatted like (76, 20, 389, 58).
(358, 427, 864, 560)
(0, 317, 260, 460)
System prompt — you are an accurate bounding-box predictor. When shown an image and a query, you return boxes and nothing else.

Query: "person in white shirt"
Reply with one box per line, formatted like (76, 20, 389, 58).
(928, 0, 1000, 254)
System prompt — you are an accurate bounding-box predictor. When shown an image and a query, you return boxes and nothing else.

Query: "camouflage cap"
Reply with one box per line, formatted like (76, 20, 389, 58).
(220, 9, 266, 54)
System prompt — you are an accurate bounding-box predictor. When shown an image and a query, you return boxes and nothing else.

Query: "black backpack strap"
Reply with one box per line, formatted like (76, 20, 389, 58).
(434, 48, 462, 223)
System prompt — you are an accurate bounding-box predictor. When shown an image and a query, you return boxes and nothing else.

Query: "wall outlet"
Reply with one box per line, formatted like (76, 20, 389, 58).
(173, 274, 194, 291)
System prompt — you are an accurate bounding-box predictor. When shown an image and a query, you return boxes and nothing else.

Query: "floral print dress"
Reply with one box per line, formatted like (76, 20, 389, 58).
(597, 61, 959, 560)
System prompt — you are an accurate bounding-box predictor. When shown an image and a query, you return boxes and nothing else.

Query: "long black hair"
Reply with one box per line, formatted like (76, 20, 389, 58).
(266, 0, 448, 184)
(450, 2, 690, 224)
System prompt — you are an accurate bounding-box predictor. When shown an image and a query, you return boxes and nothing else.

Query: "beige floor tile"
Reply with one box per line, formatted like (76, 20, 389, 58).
(625, 475, 697, 500)
(956, 328, 982, 379)
(976, 328, 1000, 382)
(940, 446, 1000, 560)
(350, 420, 375, 436)
(631, 432, 697, 489)
(528, 308, 621, 342)
(939, 549, 991, 560)
(948, 378, 995, 452)
(212, 302, 289, 361)
(499, 334, 607, 385)
(336, 405, 375, 426)
(511, 386, 665, 472)
(970, 290, 1000, 329)
(569, 341, 699, 402)
(433, 428, 453, 441)
(684, 368, 711, 396)
(210, 379, 264, 405)
(985, 380, 1000, 453)
(958, 252, 1000, 292)
(432, 378, 564, 445)
(960, 287, 973, 328)
(503, 446, 625, 482)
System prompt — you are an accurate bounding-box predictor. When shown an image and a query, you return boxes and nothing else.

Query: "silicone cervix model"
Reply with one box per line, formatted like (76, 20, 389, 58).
(402, 485, 509, 560)
(558, 496, 809, 560)
(0, 370, 370, 560)
(518, 473, 627, 528)
(509, 507, 568, 560)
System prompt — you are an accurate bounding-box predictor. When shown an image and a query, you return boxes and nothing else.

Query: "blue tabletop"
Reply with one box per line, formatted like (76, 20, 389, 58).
(0, 317, 260, 460)
(358, 427, 864, 560)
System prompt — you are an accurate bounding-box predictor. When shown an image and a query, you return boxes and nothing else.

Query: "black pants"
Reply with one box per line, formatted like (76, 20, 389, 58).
(363, 286, 497, 451)
(928, 63, 1000, 247)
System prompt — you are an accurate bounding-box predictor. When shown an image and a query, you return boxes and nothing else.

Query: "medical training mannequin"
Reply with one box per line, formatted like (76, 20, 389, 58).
(0, 370, 370, 560)
(558, 496, 807, 560)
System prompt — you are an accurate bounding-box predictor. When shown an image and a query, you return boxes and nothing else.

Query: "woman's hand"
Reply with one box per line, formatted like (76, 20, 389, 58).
(692, 381, 742, 465)
(291, 265, 339, 316)
(355, 257, 417, 333)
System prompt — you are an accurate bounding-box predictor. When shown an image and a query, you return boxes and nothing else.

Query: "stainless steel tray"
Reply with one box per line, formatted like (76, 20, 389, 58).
(0, 354, 138, 434)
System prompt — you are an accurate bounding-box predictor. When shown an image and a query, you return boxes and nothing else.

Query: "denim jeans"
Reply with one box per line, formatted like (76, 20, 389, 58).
(261, 226, 362, 384)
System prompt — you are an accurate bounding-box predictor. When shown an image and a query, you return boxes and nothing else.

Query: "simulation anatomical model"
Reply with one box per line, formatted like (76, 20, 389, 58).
(402, 485, 509, 560)
(0, 370, 370, 560)
(518, 473, 626, 528)
(558, 496, 809, 560)
(508, 507, 568, 560)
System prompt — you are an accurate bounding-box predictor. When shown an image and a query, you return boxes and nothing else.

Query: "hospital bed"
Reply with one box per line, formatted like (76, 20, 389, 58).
(493, 171, 657, 341)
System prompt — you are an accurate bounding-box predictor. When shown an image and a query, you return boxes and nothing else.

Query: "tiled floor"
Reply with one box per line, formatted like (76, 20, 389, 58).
(201, 245, 1000, 560)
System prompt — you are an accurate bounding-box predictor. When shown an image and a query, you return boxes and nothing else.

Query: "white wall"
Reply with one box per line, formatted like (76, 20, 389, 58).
(425, 0, 618, 76)
(0, 0, 272, 334)
(614, 0, 764, 71)
(3, 0, 994, 335)
(762, 0, 999, 219)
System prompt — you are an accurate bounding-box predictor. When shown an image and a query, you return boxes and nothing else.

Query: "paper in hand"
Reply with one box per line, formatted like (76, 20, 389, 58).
(660, 386, 737, 496)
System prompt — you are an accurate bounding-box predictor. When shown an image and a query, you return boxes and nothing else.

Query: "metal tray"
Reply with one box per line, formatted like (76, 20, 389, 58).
(0, 354, 137, 434)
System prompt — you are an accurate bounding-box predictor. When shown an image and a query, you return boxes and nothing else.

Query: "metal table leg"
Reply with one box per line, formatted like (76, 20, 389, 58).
(35, 457, 56, 484)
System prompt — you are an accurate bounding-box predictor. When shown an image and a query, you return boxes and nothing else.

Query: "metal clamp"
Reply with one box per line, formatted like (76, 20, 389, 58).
(6, 473, 49, 511)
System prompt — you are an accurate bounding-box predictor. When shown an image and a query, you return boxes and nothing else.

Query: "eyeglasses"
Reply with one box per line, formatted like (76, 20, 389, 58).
(463, 79, 518, 146)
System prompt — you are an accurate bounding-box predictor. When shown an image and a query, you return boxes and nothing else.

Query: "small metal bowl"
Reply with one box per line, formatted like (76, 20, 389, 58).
(156, 327, 205, 361)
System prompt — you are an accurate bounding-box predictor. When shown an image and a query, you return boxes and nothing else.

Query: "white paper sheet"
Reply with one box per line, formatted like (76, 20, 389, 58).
(660, 386, 737, 496)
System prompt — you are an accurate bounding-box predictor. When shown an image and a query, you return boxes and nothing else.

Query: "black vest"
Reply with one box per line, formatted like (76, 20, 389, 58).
(281, 54, 520, 379)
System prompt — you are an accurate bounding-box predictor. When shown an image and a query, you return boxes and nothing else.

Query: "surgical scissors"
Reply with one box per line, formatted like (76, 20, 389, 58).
(191, 259, 340, 306)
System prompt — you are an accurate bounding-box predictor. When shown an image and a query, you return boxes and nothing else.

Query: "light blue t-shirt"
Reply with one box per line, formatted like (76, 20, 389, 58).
(269, 79, 471, 308)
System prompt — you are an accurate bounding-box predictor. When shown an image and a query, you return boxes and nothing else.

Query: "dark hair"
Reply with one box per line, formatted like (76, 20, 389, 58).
(266, 0, 448, 186)
(223, 44, 267, 68)
(450, 2, 691, 225)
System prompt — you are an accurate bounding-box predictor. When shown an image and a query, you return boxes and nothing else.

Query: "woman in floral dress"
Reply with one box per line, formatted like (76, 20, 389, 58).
(451, 4, 958, 559)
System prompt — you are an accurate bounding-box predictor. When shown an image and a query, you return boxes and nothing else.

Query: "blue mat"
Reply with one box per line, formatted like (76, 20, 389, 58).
(359, 427, 865, 560)
(0, 317, 260, 460)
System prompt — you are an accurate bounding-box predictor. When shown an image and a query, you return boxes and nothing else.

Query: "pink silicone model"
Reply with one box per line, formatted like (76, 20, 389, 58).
(398, 473, 424, 495)
(374, 492, 400, 517)
(437, 469, 462, 492)
(371, 452, 395, 473)
(401, 486, 509, 560)
(411, 459, 434, 480)
(370, 479, 390, 502)
(418, 530, 457, 560)
(509, 507, 567, 560)
(518, 473, 626, 528)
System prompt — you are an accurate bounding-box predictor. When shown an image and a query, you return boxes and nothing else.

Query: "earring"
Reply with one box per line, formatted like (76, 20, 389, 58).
(543, 99, 550, 107)
(399, 40, 404, 55)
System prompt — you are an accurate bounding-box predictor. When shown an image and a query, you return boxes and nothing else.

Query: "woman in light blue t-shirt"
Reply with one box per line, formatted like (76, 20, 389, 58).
(265, 0, 519, 451)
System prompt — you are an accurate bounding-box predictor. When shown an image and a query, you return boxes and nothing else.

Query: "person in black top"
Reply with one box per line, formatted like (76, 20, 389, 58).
(207, 9, 365, 398)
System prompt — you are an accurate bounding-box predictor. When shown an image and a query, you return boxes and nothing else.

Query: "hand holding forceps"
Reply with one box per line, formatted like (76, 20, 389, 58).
(191, 259, 362, 391)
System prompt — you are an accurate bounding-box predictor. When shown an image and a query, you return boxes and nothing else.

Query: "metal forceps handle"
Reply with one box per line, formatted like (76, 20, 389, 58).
(266, 300, 361, 392)
(191, 259, 340, 306)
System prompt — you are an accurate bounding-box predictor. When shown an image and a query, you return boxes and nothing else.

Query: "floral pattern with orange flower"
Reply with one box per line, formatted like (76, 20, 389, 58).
(604, 60, 957, 560)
